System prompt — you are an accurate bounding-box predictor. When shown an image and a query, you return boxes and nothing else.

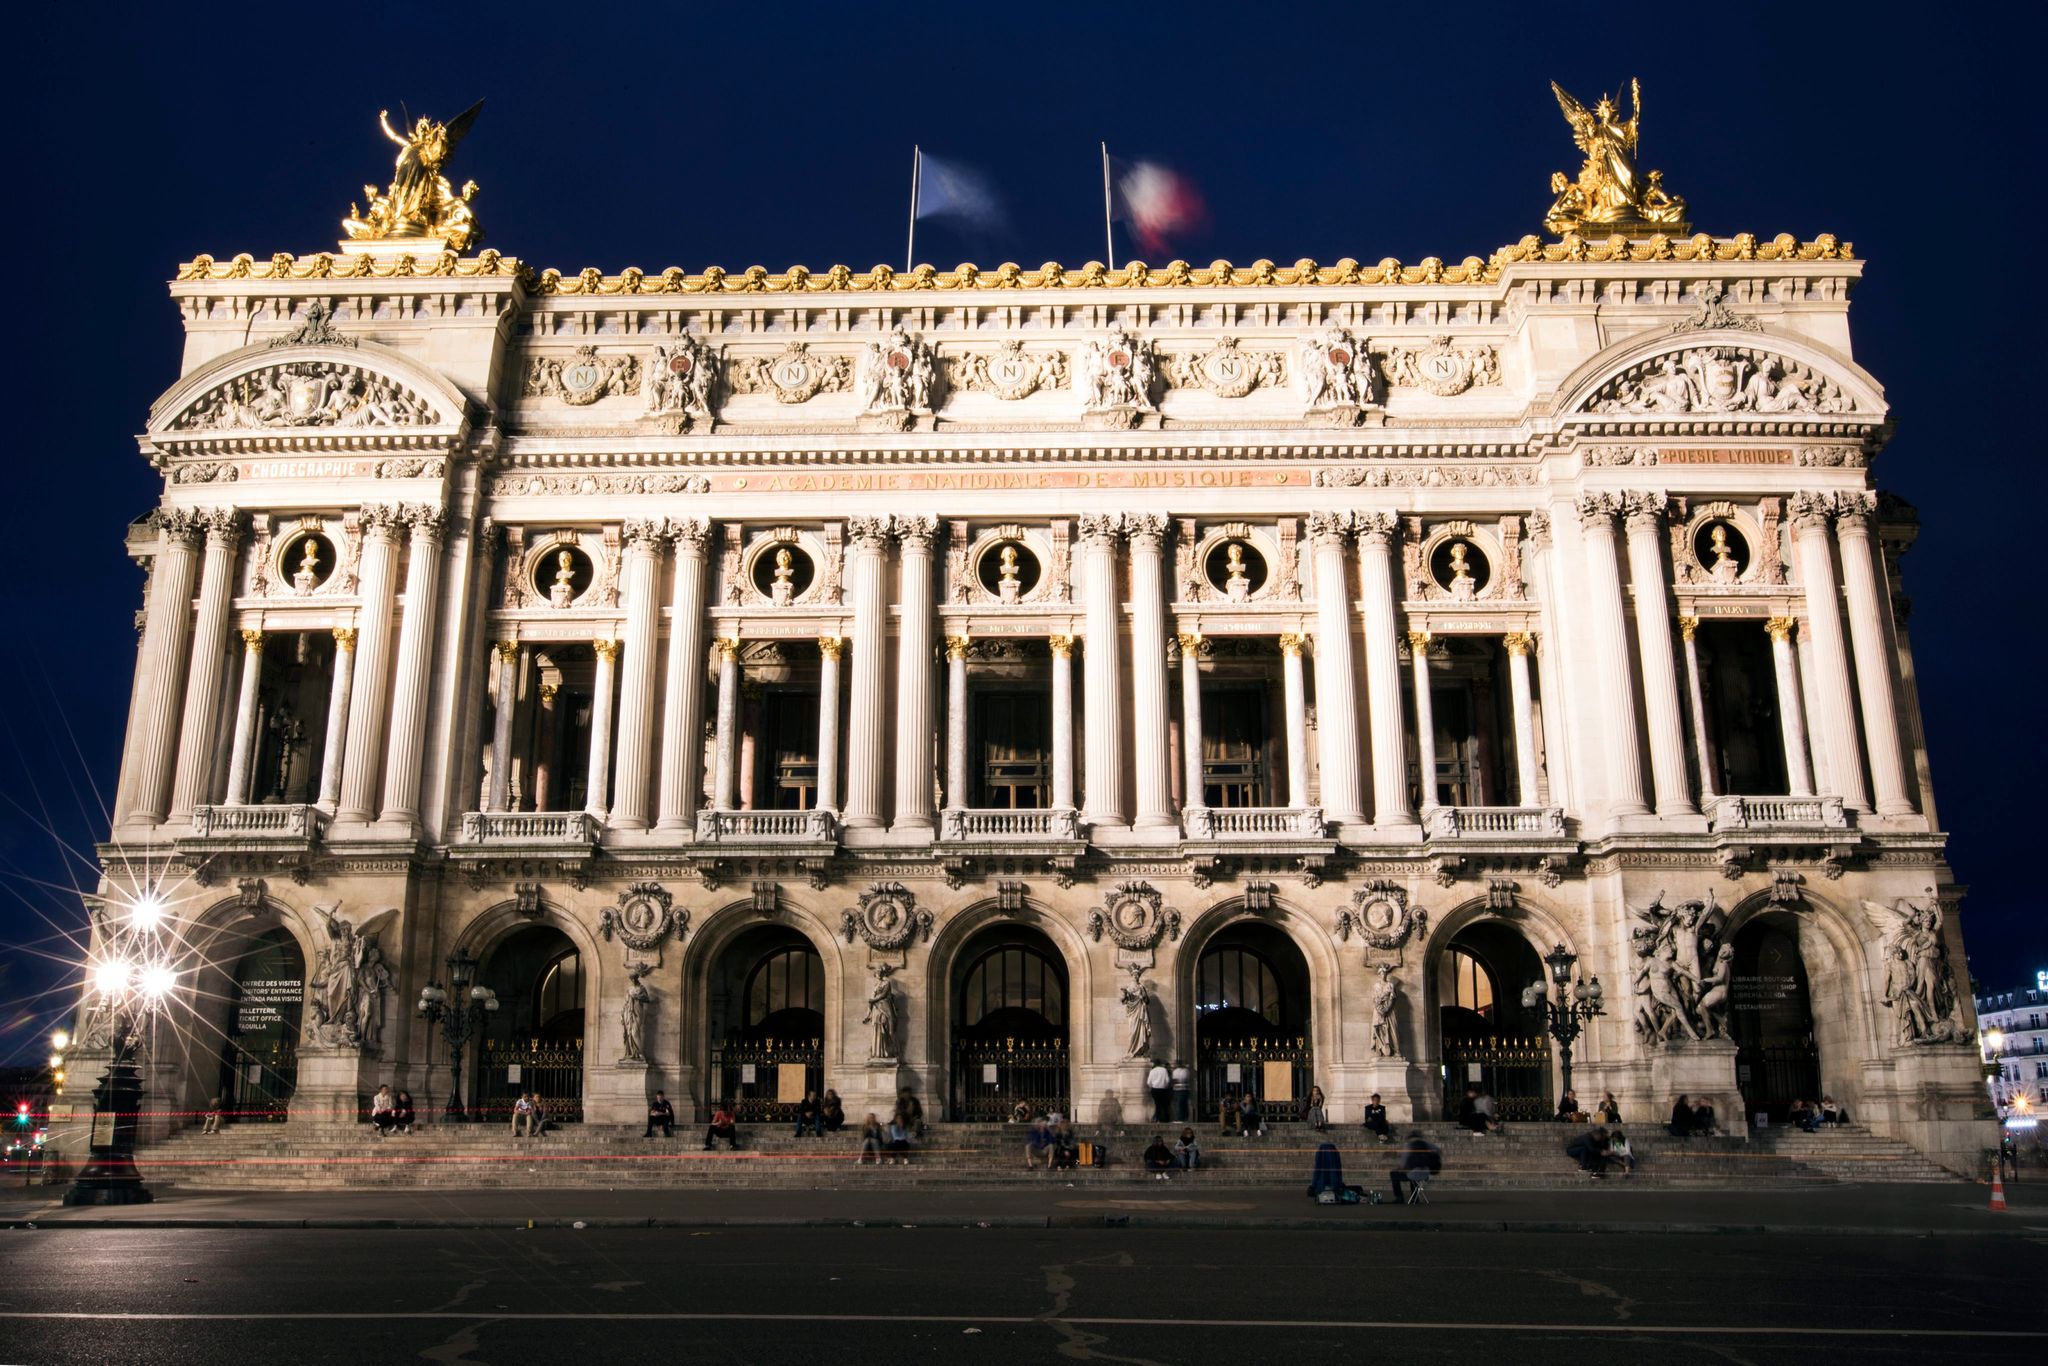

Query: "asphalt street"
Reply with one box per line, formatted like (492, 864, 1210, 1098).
(1, 1226, 2040, 1365)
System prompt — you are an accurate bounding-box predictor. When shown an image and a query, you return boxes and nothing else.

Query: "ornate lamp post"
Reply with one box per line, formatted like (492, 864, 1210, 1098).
(1521, 943, 1606, 1104)
(64, 892, 180, 1206)
(416, 949, 498, 1122)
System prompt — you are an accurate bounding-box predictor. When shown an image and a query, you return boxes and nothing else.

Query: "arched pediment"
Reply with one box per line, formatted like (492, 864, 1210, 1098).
(1557, 328, 1887, 422)
(147, 339, 470, 441)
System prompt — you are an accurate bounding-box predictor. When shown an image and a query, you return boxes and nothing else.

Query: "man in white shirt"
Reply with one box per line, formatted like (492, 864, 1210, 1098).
(1146, 1060, 1171, 1123)
(1169, 1060, 1192, 1122)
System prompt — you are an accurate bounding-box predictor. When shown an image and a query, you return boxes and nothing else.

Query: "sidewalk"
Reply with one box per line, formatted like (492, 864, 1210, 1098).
(2, 1178, 2038, 1236)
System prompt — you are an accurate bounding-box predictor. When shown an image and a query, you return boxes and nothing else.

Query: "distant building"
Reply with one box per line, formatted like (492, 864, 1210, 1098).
(1975, 982, 2048, 1115)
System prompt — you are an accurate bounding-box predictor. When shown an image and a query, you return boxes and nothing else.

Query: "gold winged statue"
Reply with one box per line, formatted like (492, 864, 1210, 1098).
(343, 101, 484, 252)
(1543, 79, 1688, 237)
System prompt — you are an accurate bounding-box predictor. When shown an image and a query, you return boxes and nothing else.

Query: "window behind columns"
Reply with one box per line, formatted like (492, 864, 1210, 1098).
(757, 689, 820, 809)
(974, 689, 1050, 808)
(1200, 685, 1271, 807)
(1695, 621, 1789, 795)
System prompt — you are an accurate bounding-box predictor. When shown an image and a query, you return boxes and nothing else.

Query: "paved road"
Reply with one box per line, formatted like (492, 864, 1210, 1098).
(2, 1226, 2041, 1364)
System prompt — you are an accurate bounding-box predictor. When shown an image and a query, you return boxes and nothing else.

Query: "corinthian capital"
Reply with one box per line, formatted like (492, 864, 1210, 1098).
(402, 503, 449, 541)
(1305, 510, 1352, 546)
(846, 515, 893, 550)
(623, 517, 670, 552)
(1622, 490, 1670, 532)
(1077, 513, 1124, 547)
(1124, 512, 1167, 549)
(358, 503, 408, 536)
(669, 517, 711, 552)
(1354, 511, 1398, 548)
(893, 515, 937, 550)
(198, 507, 247, 547)
(152, 505, 205, 546)
(1575, 493, 1621, 529)
(1788, 490, 1836, 531)
(1830, 489, 1879, 533)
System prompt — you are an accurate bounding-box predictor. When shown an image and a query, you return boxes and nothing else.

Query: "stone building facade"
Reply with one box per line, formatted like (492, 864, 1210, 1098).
(1976, 983, 2048, 1117)
(78, 212, 1994, 1171)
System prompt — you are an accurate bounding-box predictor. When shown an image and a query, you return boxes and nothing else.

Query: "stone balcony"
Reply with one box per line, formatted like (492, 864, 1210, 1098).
(940, 807, 1081, 841)
(693, 807, 839, 845)
(1183, 806, 1327, 841)
(1424, 806, 1569, 841)
(459, 810, 600, 848)
(1705, 794, 1849, 834)
(189, 803, 324, 841)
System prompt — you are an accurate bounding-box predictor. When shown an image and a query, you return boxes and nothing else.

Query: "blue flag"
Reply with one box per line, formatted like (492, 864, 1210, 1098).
(915, 152, 1004, 231)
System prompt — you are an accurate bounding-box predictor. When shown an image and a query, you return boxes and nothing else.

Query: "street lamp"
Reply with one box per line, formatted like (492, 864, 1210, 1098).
(1521, 943, 1606, 1104)
(416, 949, 498, 1123)
(64, 893, 180, 1206)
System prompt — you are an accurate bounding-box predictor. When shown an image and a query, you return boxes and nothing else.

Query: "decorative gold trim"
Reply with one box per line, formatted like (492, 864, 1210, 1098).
(594, 638, 622, 661)
(944, 635, 971, 661)
(1046, 634, 1074, 659)
(496, 639, 520, 661)
(817, 636, 844, 661)
(240, 629, 266, 652)
(176, 233, 1850, 292)
(1765, 616, 1798, 643)
(1503, 631, 1534, 657)
(332, 627, 358, 648)
(1276, 632, 1304, 657)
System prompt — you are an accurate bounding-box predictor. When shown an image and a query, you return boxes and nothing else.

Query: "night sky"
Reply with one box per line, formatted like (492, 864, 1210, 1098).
(4, 2, 2041, 1060)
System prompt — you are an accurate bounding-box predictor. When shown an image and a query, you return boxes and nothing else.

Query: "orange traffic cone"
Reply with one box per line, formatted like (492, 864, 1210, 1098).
(1990, 1170, 2007, 1212)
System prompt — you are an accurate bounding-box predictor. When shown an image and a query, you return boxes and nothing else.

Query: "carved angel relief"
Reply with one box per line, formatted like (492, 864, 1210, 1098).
(1086, 881, 1182, 952)
(525, 346, 641, 405)
(644, 336, 720, 429)
(1295, 327, 1379, 417)
(1589, 347, 1852, 415)
(728, 342, 853, 404)
(841, 882, 934, 950)
(172, 362, 437, 431)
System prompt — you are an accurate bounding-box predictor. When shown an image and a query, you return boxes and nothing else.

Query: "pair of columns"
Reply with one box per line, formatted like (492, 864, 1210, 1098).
(1676, 615, 1817, 801)
(1303, 511, 1412, 828)
(942, 635, 1078, 812)
(1402, 629, 1543, 810)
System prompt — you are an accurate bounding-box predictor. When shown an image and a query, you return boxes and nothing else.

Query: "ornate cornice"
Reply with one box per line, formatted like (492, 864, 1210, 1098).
(175, 233, 1851, 294)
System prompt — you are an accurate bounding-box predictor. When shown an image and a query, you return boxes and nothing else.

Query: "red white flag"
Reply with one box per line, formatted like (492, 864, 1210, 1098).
(1111, 159, 1208, 258)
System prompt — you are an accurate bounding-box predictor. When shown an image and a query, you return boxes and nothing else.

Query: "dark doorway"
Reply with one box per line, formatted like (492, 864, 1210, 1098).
(1730, 916, 1821, 1121)
(708, 926, 827, 1121)
(951, 928, 1069, 1120)
(1436, 923, 1551, 1120)
(476, 926, 585, 1123)
(1194, 923, 1311, 1123)
(974, 690, 1051, 808)
(216, 927, 303, 1123)
(1696, 622, 1789, 795)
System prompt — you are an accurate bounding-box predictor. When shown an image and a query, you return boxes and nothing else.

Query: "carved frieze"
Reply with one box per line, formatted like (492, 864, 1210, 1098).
(952, 340, 1068, 400)
(172, 362, 437, 431)
(1588, 346, 1852, 415)
(1167, 337, 1285, 398)
(1310, 465, 1539, 488)
(728, 342, 853, 404)
(1381, 336, 1500, 395)
(841, 881, 933, 950)
(524, 346, 641, 405)
(492, 472, 709, 496)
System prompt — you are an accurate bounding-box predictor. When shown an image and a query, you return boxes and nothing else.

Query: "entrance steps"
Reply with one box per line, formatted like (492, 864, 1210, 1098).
(130, 1119, 1960, 1192)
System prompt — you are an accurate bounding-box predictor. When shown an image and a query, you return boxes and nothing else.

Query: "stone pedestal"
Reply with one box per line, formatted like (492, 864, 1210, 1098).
(1856, 1048, 2000, 1176)
(1353, 1058, 1427, 1125)
(1648, 1039, 1741, 1134)
(859, 1058, 907, 1121)
(586, 1061, 655, 1125)
(290, 1046, 370, 1129)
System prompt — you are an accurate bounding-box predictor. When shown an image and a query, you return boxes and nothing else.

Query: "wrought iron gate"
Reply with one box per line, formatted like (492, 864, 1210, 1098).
(1737, 1041, 1820, 1120)
(709, 1038, 824, 1122)
(1441, 1034, 1550, 1120)
(221, 1039, 297, 1123)
(951, 1037, 1068, 1121)
(1196, 1038, 1315, 1123)
(479, 1038, 584, 1123)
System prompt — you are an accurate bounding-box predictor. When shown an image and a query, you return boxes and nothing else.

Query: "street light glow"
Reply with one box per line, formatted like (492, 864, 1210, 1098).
(92, 959, 133, 996)
(51, 1030, 68, 1050)
(128, 892, 166, 930)
(137, 964, 177, 1001)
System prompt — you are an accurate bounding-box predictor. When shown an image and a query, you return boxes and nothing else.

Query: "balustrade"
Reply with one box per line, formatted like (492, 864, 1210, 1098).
(940, 807, 1081, 840)
(1424, 806, 1568, 839)
(460, 810, 600, 845)
(1705, 794, 1848, 832)
(190, 804, 322, 839)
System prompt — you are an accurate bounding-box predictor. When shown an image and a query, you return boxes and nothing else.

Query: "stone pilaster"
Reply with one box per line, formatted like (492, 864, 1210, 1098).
(656, 519, 711, 829)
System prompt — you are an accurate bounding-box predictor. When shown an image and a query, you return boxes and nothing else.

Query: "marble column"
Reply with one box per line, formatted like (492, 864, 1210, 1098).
(1278, 633, 1309, 809)
(892, 517, 938, 834)
(1049, 635, 1076, 812)
(842, 517, 892, 830)
(170, 510, 244, 819)
(656, 520, 711, 830)
(585, 638, 620, 817)
(223, 630, 266, 805)
(1356, 513, 1413, 826)
(117, 510, 203, 825)
(1622, 494, 1695, 816)
(1127, 515, 1175, 830)
(711, 637, 740, 811)
(608, 520, 667, 830)
(1503, 632, 1541, 807)
(1306, 513, 1364, 825)
(379, 507, 446, 824)
(487, 641, 519, 812)
(1574, 496, 1649, 816)
(1764, 618, 1816, 797)
(815, 637, 843, 812)
(1833, 497, 1914, 815)
(944, 635, 970, 811)
(1177, 632, 1205, 812)
(336, 508, 404, 823)
(1079, 515, 1126, 827)
(1676, 619, 1716, 803)
(1407, 631, 1437, 812)
(316, 628, 356, 810)
(1790, 493, 1869, 810)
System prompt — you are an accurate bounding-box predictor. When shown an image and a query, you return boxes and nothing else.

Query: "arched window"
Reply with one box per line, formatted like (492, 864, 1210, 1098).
(534, 949, 582, 1034)
(1448, 947, 1495, 1020)
(743, 947, 825, 1031)
(960, 944, 1065, 1031)
(1197, 945, 1284, 1025)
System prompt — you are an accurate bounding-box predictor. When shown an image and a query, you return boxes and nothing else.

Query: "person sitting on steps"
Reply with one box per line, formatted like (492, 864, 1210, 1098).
(1175, 1127, 1202, 1170)
(1143, 1135, 1177, 1178)
(856, 1113, 883, 1165)
(704, 1102, 741, 1151)
(1302, 1086, 1329, 1132)
(508, 1092, 535, 1139)
(393, 1090, 416, 1135)
(1390, 1131, 1442, 1203)
(1362, 1093, 1391, 1143)
(201, 1095, 224, 1136)
(645, 1091, 675, 1139)
(793, 1090, 824, 1139)
(1565, 1124, 1614, 1178)
(370, 1085, 398, 1139)
(1024, 1116, 1054, 1171)
(821, 1089, 845, 1133)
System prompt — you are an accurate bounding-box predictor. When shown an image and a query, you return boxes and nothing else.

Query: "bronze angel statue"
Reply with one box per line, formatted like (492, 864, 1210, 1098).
(1543, 79, 1688, 237)
(344, 101, 484, 251)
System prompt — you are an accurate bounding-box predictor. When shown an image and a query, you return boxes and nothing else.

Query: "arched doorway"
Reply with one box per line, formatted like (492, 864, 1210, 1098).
(707, 927, 827, 1121)
(951, 928, 1068, 1120)
(476, 925, 585, 1123)
(1730, 914, 1821, 1120)
(1436, 923, 1550, 1121)
(1194, 924, 1311, 1125)
(216, 927, 304, 1124)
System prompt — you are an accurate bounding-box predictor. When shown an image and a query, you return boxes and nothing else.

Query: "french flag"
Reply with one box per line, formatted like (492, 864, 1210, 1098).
(1111, 157, 1207, 259)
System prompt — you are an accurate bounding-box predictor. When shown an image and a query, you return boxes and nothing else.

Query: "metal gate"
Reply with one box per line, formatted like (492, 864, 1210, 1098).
(221, 1039, 297, 1123)
(1196, 1039, 1315, 1123)
(951, 1037, 1068, 1121)
(479, 1038, 584, 1123)
(1441, 1034, 1551, 1121)
(1737, 1041, 1820, 1120)
(709, 1039, 824, 1122)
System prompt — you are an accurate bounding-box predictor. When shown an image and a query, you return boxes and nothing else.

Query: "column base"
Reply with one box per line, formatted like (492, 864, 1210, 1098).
(885, 819, 936, 844)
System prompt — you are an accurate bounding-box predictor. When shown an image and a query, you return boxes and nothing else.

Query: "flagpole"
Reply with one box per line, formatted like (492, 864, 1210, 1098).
(1100, 141, 1115, 270)
(907, 145, 921, 274)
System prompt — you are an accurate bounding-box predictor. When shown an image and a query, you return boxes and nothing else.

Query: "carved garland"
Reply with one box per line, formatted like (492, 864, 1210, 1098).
(1086, 881, 1182, 951)
(1336, 881, 1427, 950)
(598, 880, 686, 951)
(841, 881, 934, 950)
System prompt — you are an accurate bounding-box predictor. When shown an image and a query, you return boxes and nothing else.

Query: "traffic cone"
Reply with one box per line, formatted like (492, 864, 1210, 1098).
(1989, 1171, 2007, 1212)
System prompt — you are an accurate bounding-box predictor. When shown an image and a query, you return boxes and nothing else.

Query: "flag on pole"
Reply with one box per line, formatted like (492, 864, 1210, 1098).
(1110, 158, 1207, 258)
(914, 151, 1004, 231)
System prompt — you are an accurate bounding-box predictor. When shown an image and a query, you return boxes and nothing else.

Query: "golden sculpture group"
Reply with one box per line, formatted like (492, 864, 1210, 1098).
(335, 82, 1690, 256)
(1543, 79, 1689, 237)
(343, 101, 484, 252)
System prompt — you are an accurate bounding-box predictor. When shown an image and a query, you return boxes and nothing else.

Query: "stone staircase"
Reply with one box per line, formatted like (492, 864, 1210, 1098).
(131, 1118, 1956, 1192)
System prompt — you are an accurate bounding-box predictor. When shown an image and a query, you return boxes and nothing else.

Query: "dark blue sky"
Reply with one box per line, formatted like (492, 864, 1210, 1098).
(4, 2, 2041, 1058)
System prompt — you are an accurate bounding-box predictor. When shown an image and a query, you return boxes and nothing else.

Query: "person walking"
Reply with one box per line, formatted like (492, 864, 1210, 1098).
(645, 1091, 675, 1139)
(1147, 1060, 1172, 1123)
(1170, 1059, 1192, 1122)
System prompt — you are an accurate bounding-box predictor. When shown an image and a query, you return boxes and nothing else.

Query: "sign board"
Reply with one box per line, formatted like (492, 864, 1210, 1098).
(777, 1064, 807, 1103)
(1262, 1061, 1295, 1102)
(244, 1062, 262, 1086)
(740, 1064, 757, 1084)
(982, 1064, 999, 1084)
(1467, 1063, 1483, 1082)
(506, 1065, 522, 1083)
(1225, 1063, 1242, 1083)
(91, 1110, 115, 1148)
(235, 977, 303, 1034)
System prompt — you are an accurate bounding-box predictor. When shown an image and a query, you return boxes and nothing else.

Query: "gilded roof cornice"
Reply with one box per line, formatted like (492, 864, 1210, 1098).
(175, 232, 1851, 292)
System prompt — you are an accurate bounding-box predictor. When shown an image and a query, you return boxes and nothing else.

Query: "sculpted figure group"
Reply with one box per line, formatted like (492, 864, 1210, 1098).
(1627, 891, 1732, 1045)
